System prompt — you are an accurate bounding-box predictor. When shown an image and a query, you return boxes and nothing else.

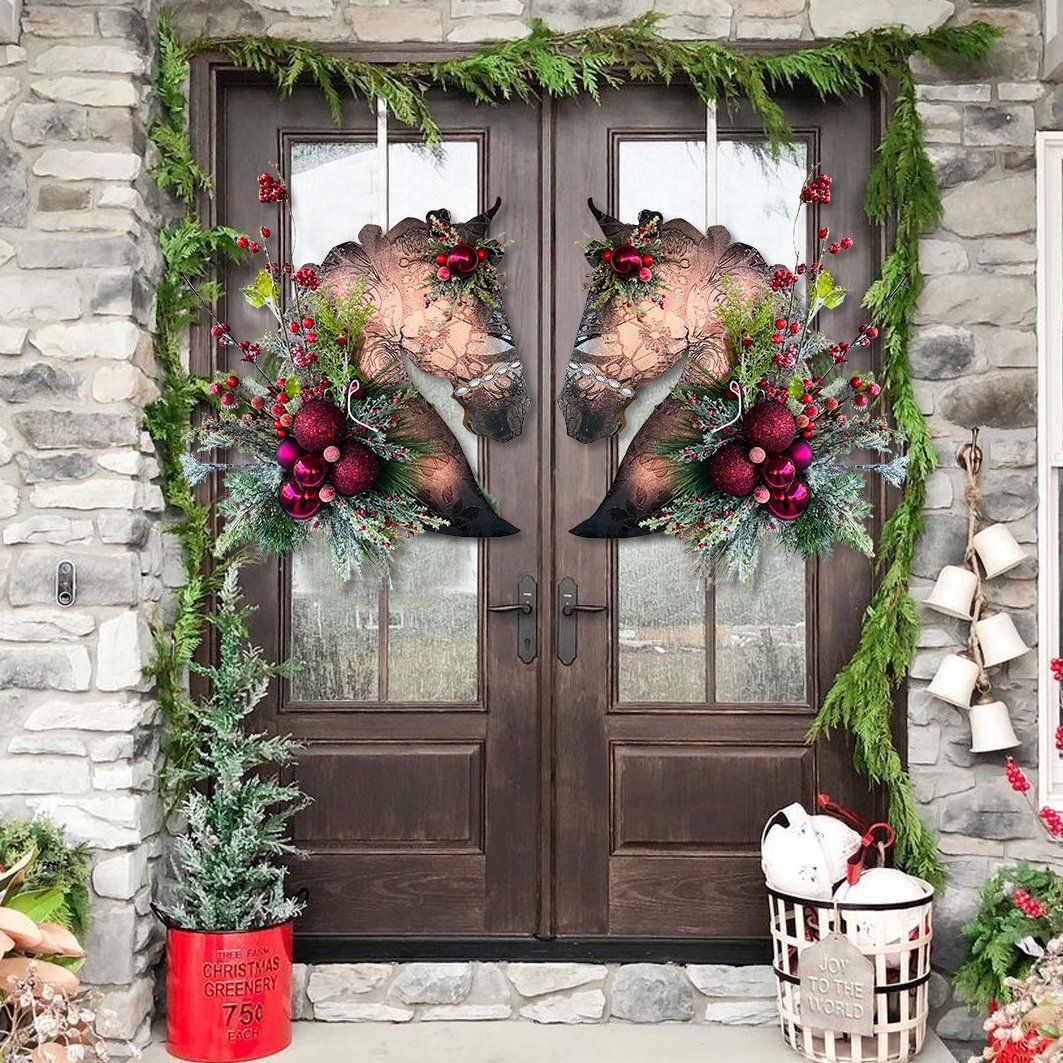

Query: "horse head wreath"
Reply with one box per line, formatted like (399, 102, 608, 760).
(560, 198, 772, 538)
(315, 197, 526, 537)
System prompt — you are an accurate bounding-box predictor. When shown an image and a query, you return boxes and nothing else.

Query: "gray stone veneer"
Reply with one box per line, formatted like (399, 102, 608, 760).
(0, 0, 1059, 1059)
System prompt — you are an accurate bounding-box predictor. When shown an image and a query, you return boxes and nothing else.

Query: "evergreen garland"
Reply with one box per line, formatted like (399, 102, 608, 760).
(148, 9, 1000, 882)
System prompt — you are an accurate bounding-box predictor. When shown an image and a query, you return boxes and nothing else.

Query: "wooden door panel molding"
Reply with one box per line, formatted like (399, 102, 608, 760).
(293, 742, 484, 853)
(611, 743, 813, 853)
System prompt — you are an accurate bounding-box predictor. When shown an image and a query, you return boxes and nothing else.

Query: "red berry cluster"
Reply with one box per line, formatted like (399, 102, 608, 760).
(1012, 889, 1045, 918)
(1006, 756, 1031, 793)
(257, 172, 288, 203)
(849, 373, 881, 409)
(1039, 805, 1063, 837)
(800, 172, 831, 204)
(292, 266, 319, 291)
(1052, 657, 1063, 682)
(1057, 723, 1063, 755)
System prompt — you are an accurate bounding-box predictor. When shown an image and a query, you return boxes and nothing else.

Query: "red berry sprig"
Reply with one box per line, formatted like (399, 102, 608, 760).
(800, 172, 831, 204)
(257, 172, 288, 203)
(1012, 889, 1045, 918)
(1005, 756, 1031, 793)
(1039, 806, 1063, 837)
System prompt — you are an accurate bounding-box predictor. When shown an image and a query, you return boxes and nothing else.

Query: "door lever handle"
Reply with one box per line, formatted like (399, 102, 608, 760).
(489, 575, 537, 663)
(561, 602, 605, 616)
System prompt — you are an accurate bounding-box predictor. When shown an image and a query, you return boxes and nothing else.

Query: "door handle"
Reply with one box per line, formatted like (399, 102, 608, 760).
(557, 576, 606, 666)
(489, 574, 537, 664)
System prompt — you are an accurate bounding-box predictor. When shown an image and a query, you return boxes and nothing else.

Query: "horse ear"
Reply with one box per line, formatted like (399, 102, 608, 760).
(463, 196, 501, 241)
(637, 208, 663, 231)
(587, 197, 630, 244)
(426, 207, 452, 228)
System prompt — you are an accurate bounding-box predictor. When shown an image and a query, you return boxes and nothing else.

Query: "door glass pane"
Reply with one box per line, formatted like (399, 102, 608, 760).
(616, 139, 707, 703)
(287, 137, 481, 704)
(714, 139, 808, 704)
(615, 135, 809, 706)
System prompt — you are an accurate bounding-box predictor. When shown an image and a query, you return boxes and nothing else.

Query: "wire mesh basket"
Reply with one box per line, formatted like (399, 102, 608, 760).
(767, 881, 934, 1062)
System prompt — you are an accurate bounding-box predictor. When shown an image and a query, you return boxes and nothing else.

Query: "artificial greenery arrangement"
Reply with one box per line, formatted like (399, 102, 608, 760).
(425, 208, 507, 309)
(181, 178, 446, 578)
(0, 820, 90, 940)
(646, 171, 906, 579)
(584, 207, 669, 309)
(159, 565, 308, 931)
(147, 9, 1001, 883)
(957, 864, 1063, 1014)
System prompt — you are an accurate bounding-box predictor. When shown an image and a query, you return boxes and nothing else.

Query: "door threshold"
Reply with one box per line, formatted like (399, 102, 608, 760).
(294, 937, 772, 964)
(144, 1023, 957, 1063)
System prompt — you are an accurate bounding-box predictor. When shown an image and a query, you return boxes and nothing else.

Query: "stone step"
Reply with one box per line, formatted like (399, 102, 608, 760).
(142, 1023, 959, 1062)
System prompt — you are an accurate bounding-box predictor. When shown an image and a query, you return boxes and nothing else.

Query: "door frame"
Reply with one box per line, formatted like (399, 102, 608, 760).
(189, 51, 900, 964)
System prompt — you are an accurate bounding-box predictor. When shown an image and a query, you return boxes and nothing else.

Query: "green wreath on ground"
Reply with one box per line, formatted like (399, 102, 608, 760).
(147, 8, 1001, 886)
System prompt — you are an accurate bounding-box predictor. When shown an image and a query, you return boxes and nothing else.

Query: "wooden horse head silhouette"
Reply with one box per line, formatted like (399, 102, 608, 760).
(561, 199, 771, 538)
(315, 199, 524, 537)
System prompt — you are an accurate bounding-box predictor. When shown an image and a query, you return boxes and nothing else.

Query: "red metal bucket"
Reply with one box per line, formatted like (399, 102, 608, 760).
(164, 921, 293, 1062)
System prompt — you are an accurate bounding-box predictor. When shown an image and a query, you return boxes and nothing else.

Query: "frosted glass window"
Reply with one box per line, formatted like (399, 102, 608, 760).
(615, 135, 809, 706)
(287, 137, 481, 704)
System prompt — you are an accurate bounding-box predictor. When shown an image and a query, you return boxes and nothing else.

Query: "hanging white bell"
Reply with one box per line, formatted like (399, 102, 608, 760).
(834, 868, 932, 966)
(924, 565, 978, 620)
(969, 696, 1021, 753)
(975, 611, 1031, 668)
(972, 523, 1026, 580)
(927, 652, 979, 708)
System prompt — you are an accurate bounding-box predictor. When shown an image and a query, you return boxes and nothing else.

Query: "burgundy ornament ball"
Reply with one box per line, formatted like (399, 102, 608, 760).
(293, 452, 327, 490)
(761, 454, 797, 490)
(742, 400, 797, 455)
(786, 438, 814, 472)
(278, 478, 322, 521)
(331, 441, 381, 497)
(276, 438, 303, 471)
(610, 244, 644, 277)
(708, 441, 759, 498)
(446, 242, 479, 275)
(767, 478, 811, 522)
(292, 399, 346, 453)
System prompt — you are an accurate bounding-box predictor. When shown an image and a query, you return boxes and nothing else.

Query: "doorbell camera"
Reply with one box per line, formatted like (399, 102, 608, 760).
(55, 560, 76, 607)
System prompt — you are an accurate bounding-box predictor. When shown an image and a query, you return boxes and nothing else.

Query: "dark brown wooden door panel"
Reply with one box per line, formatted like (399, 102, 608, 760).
(205, 67, 887, 948)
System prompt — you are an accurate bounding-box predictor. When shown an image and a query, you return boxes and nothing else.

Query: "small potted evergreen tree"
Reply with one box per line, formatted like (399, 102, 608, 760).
(156, 566, 308, 1063)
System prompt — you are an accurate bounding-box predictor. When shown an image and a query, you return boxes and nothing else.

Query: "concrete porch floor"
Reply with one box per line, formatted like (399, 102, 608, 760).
(143, 1023, 959, 1062)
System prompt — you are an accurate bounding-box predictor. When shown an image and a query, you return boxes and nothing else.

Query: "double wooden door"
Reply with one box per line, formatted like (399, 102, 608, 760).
(206, 62, 884, 952)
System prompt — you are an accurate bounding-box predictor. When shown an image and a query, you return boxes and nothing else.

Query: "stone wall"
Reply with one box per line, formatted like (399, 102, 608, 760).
(0, 0, 1057, 1058)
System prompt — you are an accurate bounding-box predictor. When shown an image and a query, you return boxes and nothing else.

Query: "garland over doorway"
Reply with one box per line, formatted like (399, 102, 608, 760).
(148, 10, 1000, 885)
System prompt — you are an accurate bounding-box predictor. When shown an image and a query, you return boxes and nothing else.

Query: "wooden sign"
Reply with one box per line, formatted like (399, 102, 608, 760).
(799, 932, 876, 1037)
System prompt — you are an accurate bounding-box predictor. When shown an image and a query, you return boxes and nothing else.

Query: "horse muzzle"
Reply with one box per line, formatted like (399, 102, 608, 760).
(453, 360, 528, 442)
(558, 361, 635, 443)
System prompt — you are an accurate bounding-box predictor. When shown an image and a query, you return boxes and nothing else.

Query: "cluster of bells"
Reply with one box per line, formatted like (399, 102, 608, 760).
(275, 399, 380, 522)
(600, 243, 654, 283)
(706, 400, 812, 521)
(924, 521, 1030, 753)
(434, 241, 488, 282)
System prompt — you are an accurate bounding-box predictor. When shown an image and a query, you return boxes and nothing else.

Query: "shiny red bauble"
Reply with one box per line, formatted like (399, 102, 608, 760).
(278, 478, 322, 521)
(742, 399, 797, 454)
(331, 441, 381, 497)
(609, 244, 644, 277)
(767, 478, 810, 522)
(446, 242, 479, 274)
(761, 454, 796, 490)
(786, 438, 814, 472)
(276, 438, 303, 471)
(708, 441, 759, 498)
(292, 452, 327, 490)
(292, 399, 346, 453)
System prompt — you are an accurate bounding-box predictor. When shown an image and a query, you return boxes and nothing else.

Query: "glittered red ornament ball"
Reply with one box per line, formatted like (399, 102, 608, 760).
(742, 400, 797, 454)
(292, 399, 346, 453)
(331, 441, 380, 497)
(279, 478, 322, 521)
(767, 478, 810, 522)
(610, 244, 643, 277)
(708, 441, 758, 498)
